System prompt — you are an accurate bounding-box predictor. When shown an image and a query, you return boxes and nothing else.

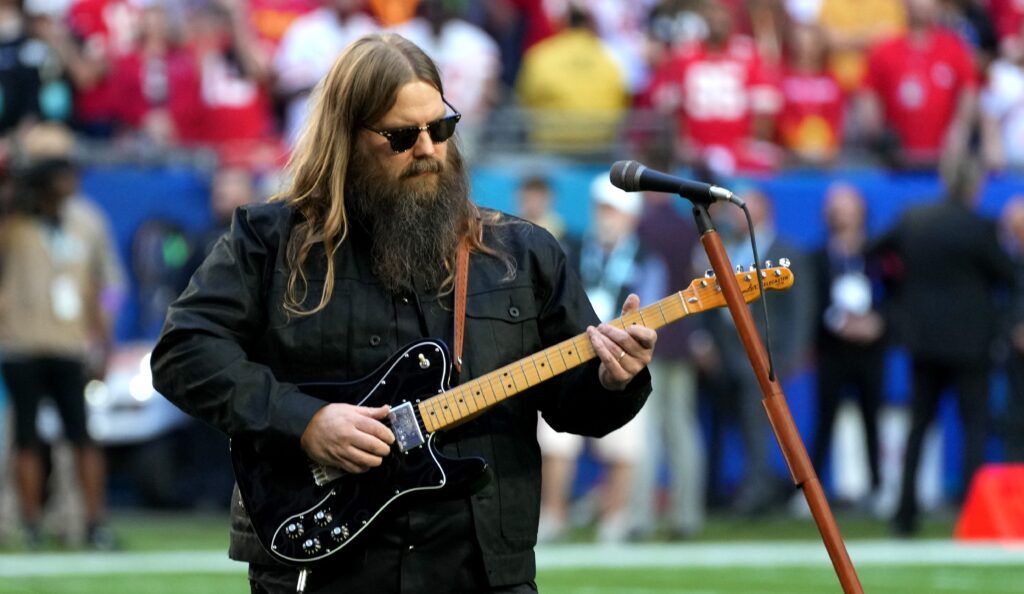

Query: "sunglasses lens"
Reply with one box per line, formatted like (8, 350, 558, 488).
(389, 129, 421, 153)
(429, 115, 459, 143)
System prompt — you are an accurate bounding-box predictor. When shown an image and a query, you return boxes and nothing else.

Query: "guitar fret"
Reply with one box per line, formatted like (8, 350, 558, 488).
(524, 357, 543, 385)
(656, 298, 670, 326)
(533, 354, 554, 381)
(450, 387, 471, 418)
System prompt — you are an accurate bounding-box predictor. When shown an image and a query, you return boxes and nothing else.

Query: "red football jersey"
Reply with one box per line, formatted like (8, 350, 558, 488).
(863, 28, 978, 156)
(777, 68, 845, 158)
(649, 36, 780, 159)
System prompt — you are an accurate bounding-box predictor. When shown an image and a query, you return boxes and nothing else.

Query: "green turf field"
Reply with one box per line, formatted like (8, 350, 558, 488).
(1, 512, 1022, 593)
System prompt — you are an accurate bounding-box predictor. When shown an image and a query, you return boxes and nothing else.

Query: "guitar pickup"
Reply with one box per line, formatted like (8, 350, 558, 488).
(388, 401, 425, 452)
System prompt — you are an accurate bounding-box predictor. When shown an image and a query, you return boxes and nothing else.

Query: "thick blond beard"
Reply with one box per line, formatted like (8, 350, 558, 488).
(346, 142, 472, 295)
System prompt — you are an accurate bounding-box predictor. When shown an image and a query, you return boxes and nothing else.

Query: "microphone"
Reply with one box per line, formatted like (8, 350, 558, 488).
(609, 160, 744, 207)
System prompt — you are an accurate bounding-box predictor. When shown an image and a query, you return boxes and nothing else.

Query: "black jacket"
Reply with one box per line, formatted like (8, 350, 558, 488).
(873, 200, 1013, 364)
(151, 202, 650, 586)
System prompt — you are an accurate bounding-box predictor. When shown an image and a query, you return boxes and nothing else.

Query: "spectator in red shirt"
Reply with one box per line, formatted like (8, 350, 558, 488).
(858, 0, 978, 168)
(61, 0, 140, 137)
(777, 21, 845, 165)
(647, 0, 782, 175)
(187, 0, 278, 168)
(109, 4, 200, 147)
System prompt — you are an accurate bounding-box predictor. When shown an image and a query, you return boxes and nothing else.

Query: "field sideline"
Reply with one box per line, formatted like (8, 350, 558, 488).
(3, 540, 1024, 577)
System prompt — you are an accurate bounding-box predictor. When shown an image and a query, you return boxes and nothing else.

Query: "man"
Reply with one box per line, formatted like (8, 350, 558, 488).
(1001, 195, 1024, 462)
(858, 0, 978, 168)
(151, 34, 655, 593)
(810, 183, 887, 504)
(0, 123, 124, 549)
(646, 0, 782, 174)
(877, 156, 1013, 535)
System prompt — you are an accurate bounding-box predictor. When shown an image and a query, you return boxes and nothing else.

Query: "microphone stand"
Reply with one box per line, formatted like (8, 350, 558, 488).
(692, 203, 863, 594)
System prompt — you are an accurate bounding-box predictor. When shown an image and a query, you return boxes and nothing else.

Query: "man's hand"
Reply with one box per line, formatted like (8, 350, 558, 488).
(587, 293, 657, 391)
(300, 404, 396, 474)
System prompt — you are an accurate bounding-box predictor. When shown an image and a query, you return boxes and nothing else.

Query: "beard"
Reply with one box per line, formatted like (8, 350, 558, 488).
(346, 142, 472, 295)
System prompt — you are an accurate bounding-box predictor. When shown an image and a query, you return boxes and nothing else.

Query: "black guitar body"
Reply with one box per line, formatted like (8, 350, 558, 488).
(230, 339, 488, 566)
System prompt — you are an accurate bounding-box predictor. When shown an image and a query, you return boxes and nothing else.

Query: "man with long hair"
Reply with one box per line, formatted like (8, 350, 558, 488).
(151, 34, 655, 593)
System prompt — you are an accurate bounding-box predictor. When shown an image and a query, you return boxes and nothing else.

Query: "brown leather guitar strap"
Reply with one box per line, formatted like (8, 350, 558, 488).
(453, 239, 469, 374)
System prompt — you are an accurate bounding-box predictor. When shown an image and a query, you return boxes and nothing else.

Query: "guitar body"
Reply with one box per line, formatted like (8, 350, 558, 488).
(227, 264, 795, 568)
(230, 339, 488, 566)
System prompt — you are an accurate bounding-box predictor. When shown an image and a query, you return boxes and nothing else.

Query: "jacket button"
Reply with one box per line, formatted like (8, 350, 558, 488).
(508, 306, 520, 318)
(369, 335, 382, 346)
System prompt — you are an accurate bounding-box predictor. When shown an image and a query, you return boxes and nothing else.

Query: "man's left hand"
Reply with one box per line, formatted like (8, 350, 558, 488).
(587, 293, 657, 391)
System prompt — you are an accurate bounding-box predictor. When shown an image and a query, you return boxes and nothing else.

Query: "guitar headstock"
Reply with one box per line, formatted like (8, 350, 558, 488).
(684, 260, 795, 313)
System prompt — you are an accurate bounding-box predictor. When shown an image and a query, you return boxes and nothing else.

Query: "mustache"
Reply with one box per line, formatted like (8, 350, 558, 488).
(401, 157, 444, 179)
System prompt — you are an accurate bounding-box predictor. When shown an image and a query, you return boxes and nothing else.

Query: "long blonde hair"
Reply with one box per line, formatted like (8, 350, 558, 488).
(271, 34, 509, 316)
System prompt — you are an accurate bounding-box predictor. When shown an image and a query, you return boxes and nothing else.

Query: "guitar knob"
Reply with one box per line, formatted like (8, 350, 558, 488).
(285, 522, 304, 539)
(302, 537, 322, 555)
(313, 510, 333, 526)
(330, 525, 351, 542)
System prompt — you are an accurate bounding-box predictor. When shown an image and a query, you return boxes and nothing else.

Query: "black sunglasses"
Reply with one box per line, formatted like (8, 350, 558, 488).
(364, 98, 462, 154)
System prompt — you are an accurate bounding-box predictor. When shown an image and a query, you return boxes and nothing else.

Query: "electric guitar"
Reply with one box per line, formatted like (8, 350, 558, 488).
(231, 262, 795, 566)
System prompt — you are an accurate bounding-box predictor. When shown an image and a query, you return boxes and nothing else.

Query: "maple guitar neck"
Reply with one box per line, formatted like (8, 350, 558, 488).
(417, 265, 794, 433)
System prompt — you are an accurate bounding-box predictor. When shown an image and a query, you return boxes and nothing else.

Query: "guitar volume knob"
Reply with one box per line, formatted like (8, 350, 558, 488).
(285, 522, 304, 539)
(302, 537, 322, 555)
(314, 510, 333, 526)
(331, 525, 350, 541)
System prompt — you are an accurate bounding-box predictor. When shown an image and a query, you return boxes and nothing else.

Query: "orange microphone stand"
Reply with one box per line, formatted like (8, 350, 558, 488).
(692, 203, 863, 594)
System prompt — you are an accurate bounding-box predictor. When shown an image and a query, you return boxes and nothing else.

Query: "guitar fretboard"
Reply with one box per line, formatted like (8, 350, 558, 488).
(416, 266, 791, 433)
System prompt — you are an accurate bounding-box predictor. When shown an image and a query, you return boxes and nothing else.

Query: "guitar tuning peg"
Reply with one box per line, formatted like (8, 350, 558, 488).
(735, 264, 745, 273)
(749, 262, 757, 271)
(765, 260, 773, 268)
(779, 258, 791, 268)
(704, 269, 715, 278)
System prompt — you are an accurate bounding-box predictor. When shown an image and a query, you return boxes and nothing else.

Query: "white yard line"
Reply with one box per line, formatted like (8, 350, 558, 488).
(0, 540, 1022, 577)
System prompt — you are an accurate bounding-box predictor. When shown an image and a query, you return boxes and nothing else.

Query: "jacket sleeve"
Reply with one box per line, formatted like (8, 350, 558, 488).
(150, 206, 325, 441)
(530, 230, 651, 437)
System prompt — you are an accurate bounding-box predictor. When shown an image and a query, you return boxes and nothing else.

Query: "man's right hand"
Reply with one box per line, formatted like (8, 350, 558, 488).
(300, 404, 396, 474)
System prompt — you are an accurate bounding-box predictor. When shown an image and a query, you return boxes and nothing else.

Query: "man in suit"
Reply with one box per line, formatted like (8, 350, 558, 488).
(877, 156, 1014, 535)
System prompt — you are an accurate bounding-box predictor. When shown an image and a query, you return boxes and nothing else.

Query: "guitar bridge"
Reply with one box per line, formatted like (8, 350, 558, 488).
(388, 401, 425, 452)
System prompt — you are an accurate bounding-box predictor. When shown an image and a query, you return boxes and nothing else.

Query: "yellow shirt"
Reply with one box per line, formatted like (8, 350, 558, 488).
(818, 0, 907, 91)
(515, 29, 629, 151)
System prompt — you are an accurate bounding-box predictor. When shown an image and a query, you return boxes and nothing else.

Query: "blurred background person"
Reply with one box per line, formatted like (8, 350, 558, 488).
(646, 0, 782, 175)
(515, 2, 629, 153)
(393, 0, 500, 158)
(815, 0, 906, 93)
(0, 0, 75, 135)
(272, 0, 379, 144)
(515, 174, 565, 241)
(108, 1, 200, 149)
(629, 155, 705, 541)
(809, 182, 887, 508)
(776, 21, 845, 166)
(875, 155, 1013, 536)
(856, 0, 978, 169)
(695, 186, 814, 514)
(0, 122, 124, 549)
(980, 16, 1024, 171)
(537, 174, 662, 543)
(186, 0, 277, 168)
(999, 195, 1024, 463)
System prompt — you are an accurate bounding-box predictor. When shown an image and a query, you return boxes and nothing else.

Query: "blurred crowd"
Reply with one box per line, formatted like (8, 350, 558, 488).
(0, 0, 1023, 552)
(0, 0, 1020, 171)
